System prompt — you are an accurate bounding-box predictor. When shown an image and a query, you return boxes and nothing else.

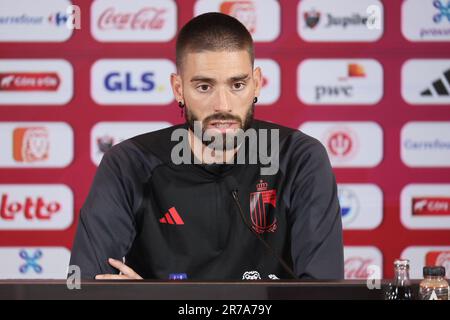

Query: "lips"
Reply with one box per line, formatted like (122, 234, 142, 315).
(205, 120, 240, 134)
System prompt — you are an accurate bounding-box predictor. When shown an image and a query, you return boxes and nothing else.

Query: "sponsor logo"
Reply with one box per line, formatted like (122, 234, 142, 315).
(254, 59, 280, 105)
(19, 249, 43, 274)
(13, 127, 49, 163)
(0, 73, 60, 91)
(0, 122, 73, 168)
(91, 59, 175, 105)
(402, 246, 450, 278)
(298, 59, 383, 105)
(0, 247, 71, 279)
(220, 1, 257, 33)
(0, 185, 73, 230)
(249, 180, 277, 234)
(402, 60, 450, 104)
(242, 270, 261, 280)
(300, 122, 383, 168)
(339, 187, 359, 225)
(0, 0, 73, 42)
(402, 0, 450, 41)
(91, 0, 176, 42)
(401, 122, 450, 167)
(412, 197, 450, 216)
(195, 0, 280, 42)
(159, 207, 184, 225)
(90, 121, 171, 165)
(344, 246, 383, 279)
(0, 59, 73, 105)
(338, 184, 383, 230)
(298, 0, 384, 42)
(401, 184, 450, 229)
(169, 273, 187, 280)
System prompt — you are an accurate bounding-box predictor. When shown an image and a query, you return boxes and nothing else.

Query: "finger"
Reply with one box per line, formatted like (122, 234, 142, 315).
(108, 258, 142, 279)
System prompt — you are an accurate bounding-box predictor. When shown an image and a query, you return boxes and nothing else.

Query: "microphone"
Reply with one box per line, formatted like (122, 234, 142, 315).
(224, 176, 298, 280)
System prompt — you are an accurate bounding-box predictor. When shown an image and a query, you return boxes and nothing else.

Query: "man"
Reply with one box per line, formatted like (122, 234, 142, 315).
(70, 12, 344, 280)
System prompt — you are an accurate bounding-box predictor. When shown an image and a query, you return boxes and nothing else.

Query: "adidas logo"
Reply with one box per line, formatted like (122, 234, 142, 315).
(159, 207, 184, 225)
(421, 68, 450, 96)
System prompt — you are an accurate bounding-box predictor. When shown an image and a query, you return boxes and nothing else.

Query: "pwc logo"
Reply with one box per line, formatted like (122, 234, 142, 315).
(0, 0, 73, 42)
(0, 185, 73, 230)
(195, 0, 280, 42)
(0, 122, 73, 168)
(298, 0, 384, 42)
(402, 246, 450, 279)
(91, 0, 176, 42)
(90, 121, 171, 165)
(300, 121, 383, 168)
(91, 59, 175, 105)
(401, 184, 450, 229)
(0, 59, 73, 105)
(344, 246, 383, 280)
(254, 59, 280, 105)
(338, 184, 383, 230)
(0, 247, 71, 279)
(402, 60, 450, 105)
(298, 59, 383, 105)
(402, 0, 450, 42)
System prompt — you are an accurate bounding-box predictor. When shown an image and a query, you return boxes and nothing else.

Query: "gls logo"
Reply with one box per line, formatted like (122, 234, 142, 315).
(104, 71, 155, 92)
(91, 59, 175, 105)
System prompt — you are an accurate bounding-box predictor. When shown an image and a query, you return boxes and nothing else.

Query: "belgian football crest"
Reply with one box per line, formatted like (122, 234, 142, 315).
(249, 180, 277, 233)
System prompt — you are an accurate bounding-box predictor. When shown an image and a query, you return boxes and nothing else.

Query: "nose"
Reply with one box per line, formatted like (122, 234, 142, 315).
(213, 87, 232, 113)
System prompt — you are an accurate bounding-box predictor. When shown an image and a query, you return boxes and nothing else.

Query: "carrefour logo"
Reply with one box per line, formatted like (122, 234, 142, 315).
(91, 59, 175, 105)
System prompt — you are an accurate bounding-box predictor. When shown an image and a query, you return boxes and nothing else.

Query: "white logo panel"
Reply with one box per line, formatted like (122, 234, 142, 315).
(194, 0, 280, 42)
(0, 122, 73, 168)
(0, 59, 73, 105)
(0, 185, 73, 230)
(0, 247, 71, 279)
(91, 121, 172, 165)
(338, 184, 383, 230)
(0, 0, 73, 42)
(91, 0, 177, 42)
(298, 59, 383, 105)
(401, 122, 450, 167)
(298, 0, 384, 42)
(91, 59, 175, 105)
(300, 121, 383, 168)
(401, 184, 450, 229)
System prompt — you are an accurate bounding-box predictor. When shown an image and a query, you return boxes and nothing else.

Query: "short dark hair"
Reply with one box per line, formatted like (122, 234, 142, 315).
(176, 12, 254, 71)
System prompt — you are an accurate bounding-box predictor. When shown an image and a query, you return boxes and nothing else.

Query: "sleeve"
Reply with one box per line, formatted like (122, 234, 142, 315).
(289, 138, 344, 280)
(69, 145, 139, 279)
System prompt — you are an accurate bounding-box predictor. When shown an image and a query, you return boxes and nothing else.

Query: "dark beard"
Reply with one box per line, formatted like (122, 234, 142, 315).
(185, 103, 255, 150)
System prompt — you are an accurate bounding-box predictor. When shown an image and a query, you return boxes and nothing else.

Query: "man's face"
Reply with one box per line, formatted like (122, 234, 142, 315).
(171, 50, 262, 146)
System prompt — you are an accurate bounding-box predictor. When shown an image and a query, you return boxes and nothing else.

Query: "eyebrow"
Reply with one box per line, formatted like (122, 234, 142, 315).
(190, 73, 250, 84)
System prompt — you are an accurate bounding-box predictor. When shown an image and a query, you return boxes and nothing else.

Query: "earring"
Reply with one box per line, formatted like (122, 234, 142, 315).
(253, 97, 258, 104)
(178, 100, 185, 117)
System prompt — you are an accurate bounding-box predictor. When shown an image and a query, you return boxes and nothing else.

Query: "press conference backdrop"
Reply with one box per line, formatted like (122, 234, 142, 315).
(0, 0, 449, 281)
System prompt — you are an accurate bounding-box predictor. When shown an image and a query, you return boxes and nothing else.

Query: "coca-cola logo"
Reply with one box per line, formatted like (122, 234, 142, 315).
(426, 251, 450, 278)
(344, 257, 374, 279)
(0, 193, 61, 220)
(0, 73, 60, 91)
(97, 7, 167, 30)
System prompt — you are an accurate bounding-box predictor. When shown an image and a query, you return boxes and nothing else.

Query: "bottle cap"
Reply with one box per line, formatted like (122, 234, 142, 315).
(394, 259, 410, 268)
(423, 266, 445, 277)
